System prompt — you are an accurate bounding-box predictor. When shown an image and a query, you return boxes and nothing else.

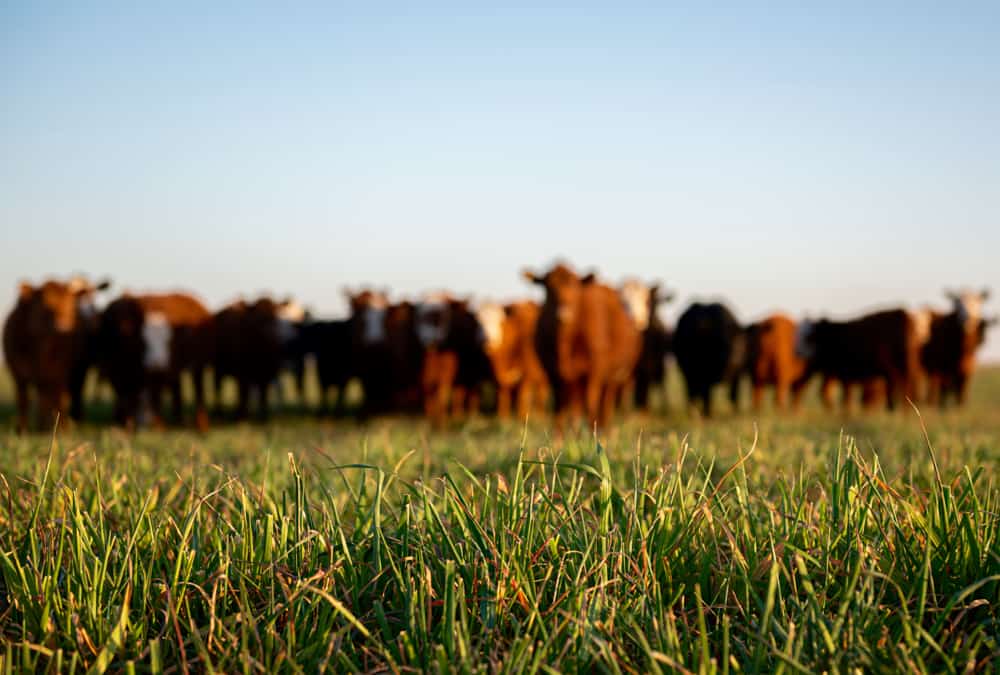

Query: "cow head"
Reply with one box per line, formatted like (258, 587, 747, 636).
(946, 288, 990, 333)
(20, 277, 110, 334)
(523, 263, 592, 326)
(619, 280, 675, 332)
(415, 292, 453, 348)
(345, 288, 390, 344)
(475, 302, 507, 352)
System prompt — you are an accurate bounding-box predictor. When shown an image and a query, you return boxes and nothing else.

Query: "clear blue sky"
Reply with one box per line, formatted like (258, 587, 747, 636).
(3, 2, 999, 359)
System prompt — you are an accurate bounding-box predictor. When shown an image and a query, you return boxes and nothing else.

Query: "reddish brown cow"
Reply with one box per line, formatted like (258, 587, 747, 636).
(98, 292, 213, 429)
(523, 263, 641, 427)
(3, 276, 109, 431)
(475, 301, 549, 420)
(922, 290, 994, 407)
(745, 314, 810, 411)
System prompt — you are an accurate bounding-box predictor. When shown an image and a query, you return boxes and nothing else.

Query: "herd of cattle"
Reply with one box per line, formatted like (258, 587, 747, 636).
(2, 263, 995, 432)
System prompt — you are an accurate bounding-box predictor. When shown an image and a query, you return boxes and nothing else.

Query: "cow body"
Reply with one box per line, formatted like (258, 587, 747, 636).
(797, 309, 921, 412)
(476, 301, 549, 420)
(745, 313, 809, 411)
(672, 302, 745, 416)
(295, 319, 354, 416)
(524, 264, 641, 426)
(213, 297, 295, 420)
(3, 277, 109, 431)
(98, 292, 212, 429)
(922, 290, 994, 407)
(619, 280, 673, 414)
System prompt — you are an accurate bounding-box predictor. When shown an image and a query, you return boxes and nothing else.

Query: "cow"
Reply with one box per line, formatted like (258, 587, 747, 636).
(796, 308, 923, 412)
(416, 293, 494, 427)
(522, 263, 641, 427)
(346, 289, 424, 417)
(98, 292, 213, 430)
(672, 302, 746, 417)
(618, 280, 674, 414)
(212, 297, 298, 420)
(744, 314, 810, 411)
(475, 301, 549, 420)
(922, 289, 994, 407)
(3, 276, 110, 432)
(295, 318, 354, 416)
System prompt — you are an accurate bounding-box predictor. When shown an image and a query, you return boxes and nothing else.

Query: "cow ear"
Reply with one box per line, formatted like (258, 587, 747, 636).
(657, 290, 676, 305)
(581, 272, 596, 284)
(18, 281, 33, 300)
(522, 269, 544, 286)
(982, 288, 991, 301)
(95, 279, 111, 292)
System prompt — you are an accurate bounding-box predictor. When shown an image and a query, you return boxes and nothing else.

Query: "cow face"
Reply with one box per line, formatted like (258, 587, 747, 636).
(475, 302, 506, 352)
(947, 288, 990, 333)
(795, 318, 818, 360)
(416, 292, 452, 348)
(619, 280, 652, 331)
(24, 278, 107, 334)
(346, 289, 390, 344)
(523, 264, 589, 325)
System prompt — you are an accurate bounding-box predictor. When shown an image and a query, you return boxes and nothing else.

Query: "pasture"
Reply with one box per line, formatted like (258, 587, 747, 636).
(1, 365, 999, 673)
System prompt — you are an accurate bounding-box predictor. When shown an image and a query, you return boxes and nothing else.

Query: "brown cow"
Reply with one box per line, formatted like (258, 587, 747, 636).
(475, 300, 549, 420)
(922, 289, 993, 407)
(3, 276, 109, 431)
(745, 314, 810, 411)
(523, 263, 641, 427)
(98, 292, 212, 429)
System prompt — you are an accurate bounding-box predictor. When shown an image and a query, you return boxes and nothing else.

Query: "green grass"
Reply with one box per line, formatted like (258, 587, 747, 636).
(1, 367, 999, 673)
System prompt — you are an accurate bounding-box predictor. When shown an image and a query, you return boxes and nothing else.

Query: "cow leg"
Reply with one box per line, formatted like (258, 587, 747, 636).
(69, 364, 88, 423)
(192, 367, 209, 432)
(751, 380, 764, 412)
(775, 378, 791, 411)
(236, 379, 250, 420)
(497, 385, 513, 420)
(956, 375, 970, 407)
(148, 377, 166, 429)
(451, 385, 467, 420)
(258, 382, 271, 422)
(170, 377, 184, 426)
(13, 377, 30, 434)
(728, 377, 740, 413)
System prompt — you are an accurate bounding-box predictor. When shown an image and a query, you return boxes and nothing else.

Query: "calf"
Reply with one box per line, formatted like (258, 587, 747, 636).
(523, 263, 641, 427)
(745, 314, 810, 411)
(672, 302, 746, 416)
(98, 292, 212, 429)
(618, 280, 673, 413)
(3, 276, 110, 431)
(475, 300, 549, 420)
(796, 308, 922, 412)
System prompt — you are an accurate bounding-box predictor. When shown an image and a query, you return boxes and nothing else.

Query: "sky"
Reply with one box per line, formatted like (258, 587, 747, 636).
(3, 1, 999, 359)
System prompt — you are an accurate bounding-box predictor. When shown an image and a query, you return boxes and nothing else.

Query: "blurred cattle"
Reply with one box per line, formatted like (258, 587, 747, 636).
(3, 276, 109, 431)
(672, 302, 746, 416)
(98, 292, 212, 429)
(213, 296, 303, 420)
(295, 319, 354, 416)
(922, 289, 994, 407)
(619, 280, 673, 414)
(347, 289, 424, 417)
(796, 309, 923, 411)
(523, 263, 641, 426)
(745, 314, 810, 411)
(416, 293, 493, 426)
(475, 301, 549, 420)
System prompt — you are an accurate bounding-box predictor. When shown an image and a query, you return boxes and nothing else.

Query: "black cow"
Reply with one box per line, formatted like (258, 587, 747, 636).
(672, 302, 746, 416)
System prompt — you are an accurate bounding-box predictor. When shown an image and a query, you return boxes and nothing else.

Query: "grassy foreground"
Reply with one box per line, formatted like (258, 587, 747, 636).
(1, 369, 999, 673)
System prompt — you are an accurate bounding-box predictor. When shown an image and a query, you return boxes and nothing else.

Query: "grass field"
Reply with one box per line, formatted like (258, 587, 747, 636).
(1, 366, 999, 673)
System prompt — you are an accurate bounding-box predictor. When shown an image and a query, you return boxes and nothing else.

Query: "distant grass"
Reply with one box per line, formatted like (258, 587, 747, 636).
(1, 367, 999, 672)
